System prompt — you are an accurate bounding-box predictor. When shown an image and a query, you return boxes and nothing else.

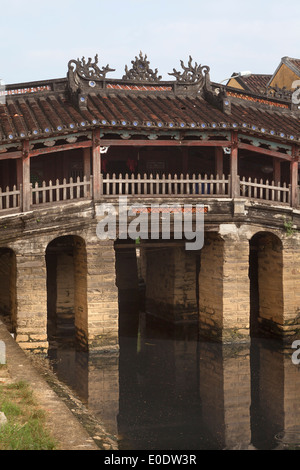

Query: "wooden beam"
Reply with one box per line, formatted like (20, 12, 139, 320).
(29, 140, 92, 158)
(92, 129, 101, 200)
(230, 131, 239, 198)
(98, 139, 230, 147)
(238, 142, 292, 161)
(0, 151, 22, 161)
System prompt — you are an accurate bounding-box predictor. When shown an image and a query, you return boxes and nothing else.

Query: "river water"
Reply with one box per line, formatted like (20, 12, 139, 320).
(48, 311, 300, 451)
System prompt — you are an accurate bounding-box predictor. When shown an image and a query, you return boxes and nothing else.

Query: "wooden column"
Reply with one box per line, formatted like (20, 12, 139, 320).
(22, 141, 31, 212)
(92, 129, 101, 201)
(290, 146, 299, 208)
(215, 147, 223, 177)
(83, 148, 91, 181)
(230, 131, 239, 198)
(273, 158, 281, 185)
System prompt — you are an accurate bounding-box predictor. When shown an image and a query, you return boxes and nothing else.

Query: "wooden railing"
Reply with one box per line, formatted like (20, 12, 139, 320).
(31, 176, 92, 206)
(0, 174, 298, 214)
(240, 176, 291, 204)
(101, 173, 230, 197)
(0, 185, 22, 211)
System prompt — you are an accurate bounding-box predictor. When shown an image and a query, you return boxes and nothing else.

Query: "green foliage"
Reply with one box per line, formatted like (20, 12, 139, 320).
(284, 219, 295, 236)
(0, 381, 57, 450)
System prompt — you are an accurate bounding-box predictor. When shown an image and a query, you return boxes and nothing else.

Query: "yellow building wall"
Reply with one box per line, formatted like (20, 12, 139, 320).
(269, 63, 300, 90)
(227, 78, 245, 90)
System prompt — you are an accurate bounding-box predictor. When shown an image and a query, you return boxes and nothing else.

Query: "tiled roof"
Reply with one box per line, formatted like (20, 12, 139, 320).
(0, 54, 299, 147)
(0, 86, 298, 146)
(240, 74, 271, 93)
(284, 57, 300, 75)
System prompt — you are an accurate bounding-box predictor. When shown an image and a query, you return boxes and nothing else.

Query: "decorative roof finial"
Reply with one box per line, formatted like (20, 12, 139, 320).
(68, 54, 115, 81)
(169, 56, 210, 86)
(123, 52, 162, 82)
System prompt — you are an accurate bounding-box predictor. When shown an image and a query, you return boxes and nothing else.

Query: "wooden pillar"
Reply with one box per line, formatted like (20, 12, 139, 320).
(83, 148, 91, 181)
(215, 147, 223, 177)
(273, 158, 281, 185)
(22, 141, 31, 212)
(290, 152, 298, 208)
(230, 131, 239, 198)
(92, 129, 101, 201)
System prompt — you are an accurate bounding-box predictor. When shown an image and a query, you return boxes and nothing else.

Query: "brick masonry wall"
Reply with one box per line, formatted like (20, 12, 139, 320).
(199, 233, 224, 340)
(222, 234, 250, 342)
(145, 245, 198, 323)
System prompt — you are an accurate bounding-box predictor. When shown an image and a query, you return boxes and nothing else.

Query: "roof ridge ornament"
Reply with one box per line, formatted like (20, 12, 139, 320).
(68, 54, 115, 81)
(169, 56, 210, 85)
(67, 54, 116, 110)
(123, 52, 162, 82)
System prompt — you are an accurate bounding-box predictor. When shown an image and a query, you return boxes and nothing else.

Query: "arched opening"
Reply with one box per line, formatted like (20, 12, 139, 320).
(249, 232, 283, 338)
(0, 248, 17, 334)
(249, 232, 284, 450)
(46, 236, 88, 351)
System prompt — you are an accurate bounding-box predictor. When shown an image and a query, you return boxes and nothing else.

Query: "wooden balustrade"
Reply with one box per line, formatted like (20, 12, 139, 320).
(0, 185, 22, 211)
(101, 173, 230, 197)
(31, 176, 92, 205)
(0, 174, 298, 214)
(240, 176, 290, 204)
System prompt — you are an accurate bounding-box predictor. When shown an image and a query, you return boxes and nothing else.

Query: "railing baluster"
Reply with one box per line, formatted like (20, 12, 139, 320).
(56, 179, 60, 201)
(63, 178, 67, 200)
(119, 173, 123, 195)
(162, 174, 166, 195)
(156, 173, 160, 195)
(5, 186, 9, 209)
(137, 173, 141, 195)
(180, 174, 184, 195)
(12, 185, 17, 208)
(69, 178, 73, 200)
(76, 177, 81, 199)
(168, 174, 172, 195)
(271, 180, 275, 201)
(83, 176, 87, 198)
(216, 174, 220, 195)
(253, 178, 257, 199)
(192, 174, 196, 195)
(266, 179, 269, 200)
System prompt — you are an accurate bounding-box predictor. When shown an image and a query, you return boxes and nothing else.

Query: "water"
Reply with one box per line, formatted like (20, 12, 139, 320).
(48, 312, 300, 451)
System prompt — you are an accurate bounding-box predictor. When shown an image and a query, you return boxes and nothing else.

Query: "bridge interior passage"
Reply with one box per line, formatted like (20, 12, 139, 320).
(0, 140, 298, 212)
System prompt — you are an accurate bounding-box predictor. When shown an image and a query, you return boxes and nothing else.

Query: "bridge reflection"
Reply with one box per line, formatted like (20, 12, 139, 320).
(48, 308, 300, 450)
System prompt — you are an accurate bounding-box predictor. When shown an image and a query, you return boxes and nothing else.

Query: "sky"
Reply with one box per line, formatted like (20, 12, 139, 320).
(0, 0, 299, 85)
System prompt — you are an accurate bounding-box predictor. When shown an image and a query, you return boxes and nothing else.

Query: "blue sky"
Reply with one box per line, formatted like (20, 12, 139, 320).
(0, 0, 300, 85)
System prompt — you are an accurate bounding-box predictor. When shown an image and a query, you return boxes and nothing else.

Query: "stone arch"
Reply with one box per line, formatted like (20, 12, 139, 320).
(45, 235, 88, 350)
(249, 231, 283, 338)
(0, 247, 17, 334)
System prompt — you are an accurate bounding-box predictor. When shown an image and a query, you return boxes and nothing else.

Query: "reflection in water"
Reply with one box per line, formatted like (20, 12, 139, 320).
(48, 310, 300, 450)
